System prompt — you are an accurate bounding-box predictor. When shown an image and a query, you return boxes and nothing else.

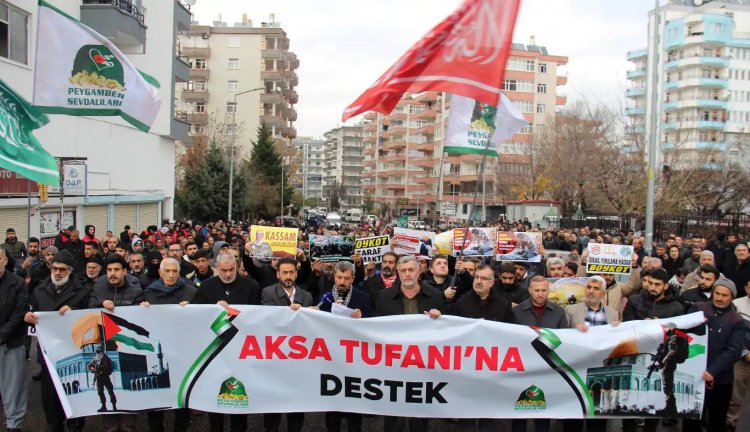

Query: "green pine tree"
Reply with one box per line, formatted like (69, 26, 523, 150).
(246, 123, 292, 216)
(180, 142, 230, 221)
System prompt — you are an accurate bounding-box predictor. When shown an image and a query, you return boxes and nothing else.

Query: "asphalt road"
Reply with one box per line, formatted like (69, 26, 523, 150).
(4, 346, 750, 431)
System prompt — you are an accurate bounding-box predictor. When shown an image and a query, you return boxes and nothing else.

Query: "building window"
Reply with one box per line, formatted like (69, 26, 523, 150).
(538, 62, 548, 74)
(0, 2, 28, 64)
(502, 79, 517, 91)
(195, 102, 205, 113)
(536, 104, 546, 114)
(537, 83, 547, 94)
(228, 36, 240, 48)
(227, 80, 239, 91)
(194, 81, 206, 91)
(227, 102, 237, 114)
(227, 58, 239, 69)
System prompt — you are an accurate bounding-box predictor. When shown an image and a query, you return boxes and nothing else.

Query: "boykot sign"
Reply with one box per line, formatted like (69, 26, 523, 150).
(35, 307, 707, 420)
(355, 235, 390, 264)
(586, 243, 634, 275)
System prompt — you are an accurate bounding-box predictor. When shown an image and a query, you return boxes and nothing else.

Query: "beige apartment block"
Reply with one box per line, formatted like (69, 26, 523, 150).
(362, 43, 567, 222)
(176, 14, 299, 155)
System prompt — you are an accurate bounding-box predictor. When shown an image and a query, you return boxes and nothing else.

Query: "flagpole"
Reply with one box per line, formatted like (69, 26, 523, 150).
(433, 92, 447, 229)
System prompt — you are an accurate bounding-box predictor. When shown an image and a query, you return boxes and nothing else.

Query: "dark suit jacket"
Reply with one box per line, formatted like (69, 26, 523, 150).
(376, 284, 444, 317)
(194, 275, 261, 306)
(261, 283, 313, 307)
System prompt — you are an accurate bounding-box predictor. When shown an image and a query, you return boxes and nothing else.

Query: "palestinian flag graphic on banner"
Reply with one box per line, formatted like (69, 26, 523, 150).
(101, 312, 154, 352)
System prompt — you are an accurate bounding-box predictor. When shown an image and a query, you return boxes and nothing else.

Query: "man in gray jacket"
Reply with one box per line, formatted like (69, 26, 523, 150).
(513, 275, 568, 432)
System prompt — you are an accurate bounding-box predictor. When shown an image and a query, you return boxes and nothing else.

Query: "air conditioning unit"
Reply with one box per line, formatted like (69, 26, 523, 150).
(201, 33, 209, 39)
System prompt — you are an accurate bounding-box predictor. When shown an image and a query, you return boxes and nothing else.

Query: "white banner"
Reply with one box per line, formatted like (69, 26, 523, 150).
(444, 93, 526, 156)
(35, 306, 707, 420)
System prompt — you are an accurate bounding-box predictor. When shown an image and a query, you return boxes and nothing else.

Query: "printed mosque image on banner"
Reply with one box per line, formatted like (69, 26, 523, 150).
(585, 330, 702, 418)
(54, 312, 171, 395)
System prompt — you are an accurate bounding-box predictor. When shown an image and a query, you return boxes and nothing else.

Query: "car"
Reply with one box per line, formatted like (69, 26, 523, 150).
(365, 214, 378, 225)
(325, 212, 342, 228)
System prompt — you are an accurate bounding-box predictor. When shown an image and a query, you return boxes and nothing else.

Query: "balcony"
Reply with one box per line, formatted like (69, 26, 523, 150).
(288, 108, 297, 122)
(415, 108, 437, 119)
(626, 69, 647, 79)
(189, 68, 209, 80)
(261, 115, 285, 127)
(182, 46, 210, 58)
(664, 77, 728, 89)
(80, 0, 146, 51)
(181, 90, 209, 103)
(665, 99, 727, 110)
(626, 87, 646, 98)
(186, 112, 208, 125)
(172, 110, 189, 141)
(175, 0, 192, 32)
(174, 55, 190, 82)
(261, 70, 283, 81)
(262, 49, 287, 60)
(280, 126, 297, 139)
(284, 89, 299, 104)
(625, 125, 645, 134)
(665, 56, 728, 70)
(261, 92, 284, 104)
(625, 107, 646, 116)
(627, 48, 648, 61)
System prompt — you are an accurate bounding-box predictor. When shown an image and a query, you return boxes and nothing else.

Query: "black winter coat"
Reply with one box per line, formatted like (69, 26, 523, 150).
(360, 274, 399, 310)
(450, 289, 516, 323)
(194, 275, 261, 306)
(689, 302, 746, 384)
(376, 285, 444, 317)
(0, 272, 28, 348)
(623, 290, 685, 321)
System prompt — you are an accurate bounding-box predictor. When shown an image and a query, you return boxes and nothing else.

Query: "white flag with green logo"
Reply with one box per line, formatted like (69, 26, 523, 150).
(33, 0, 161, 132)
(444, 93, 526, 156)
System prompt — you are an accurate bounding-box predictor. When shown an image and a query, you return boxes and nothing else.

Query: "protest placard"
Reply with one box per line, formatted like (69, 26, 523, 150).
(586, 243, 634, 275)
(354, 235, 390, 264)
(496, 231, 542, 262)
(393, 228, 436, 259)
(248, 226, 298, 259)
(310, 234, 356, 262)
(452, 227, 497, 257)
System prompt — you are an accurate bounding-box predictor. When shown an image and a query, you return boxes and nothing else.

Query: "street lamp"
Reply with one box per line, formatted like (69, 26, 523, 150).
(227, 87, 264, 222)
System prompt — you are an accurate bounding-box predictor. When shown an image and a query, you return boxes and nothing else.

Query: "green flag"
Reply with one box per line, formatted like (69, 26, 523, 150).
(0, 79, 59, 185)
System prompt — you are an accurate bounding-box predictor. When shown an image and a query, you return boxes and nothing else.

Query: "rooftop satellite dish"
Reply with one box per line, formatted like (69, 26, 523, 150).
(185, 0, 196, 6)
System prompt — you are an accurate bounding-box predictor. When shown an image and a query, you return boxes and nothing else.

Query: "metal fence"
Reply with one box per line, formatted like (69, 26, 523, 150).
(559, 214, 750, 240)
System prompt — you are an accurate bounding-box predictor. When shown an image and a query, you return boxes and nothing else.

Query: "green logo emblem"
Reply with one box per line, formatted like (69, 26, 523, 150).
(514, 385, 547, 412)
(217, 376, 249, 408)
(620, 246, 631, 257)
(70, 44, 125, 91)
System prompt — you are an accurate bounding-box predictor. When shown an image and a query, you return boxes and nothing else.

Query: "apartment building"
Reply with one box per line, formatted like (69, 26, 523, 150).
(625, 0, 750, 170)
(176, 14, 299, 154)
(0, 0, 189, 243)
(361, 44, 567, 222)
(323, 126, 364, 211)
(292, 137, 325, 204)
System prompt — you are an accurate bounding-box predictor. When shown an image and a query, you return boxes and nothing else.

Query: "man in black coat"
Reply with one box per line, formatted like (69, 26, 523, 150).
(140, 257, 196, 431)
(361, 252, 399, 310)
(376, 255, 442, 432)
(621, 269, 685, 432)
(193, 253, 260, 432)
(723, 243, 750, 298)
(679, 264, 719, 311)
(451, 264, 515, 322)
(495, 262, 530, 306)
(0, 248, 28, 432)
(24, 251, 92, 432)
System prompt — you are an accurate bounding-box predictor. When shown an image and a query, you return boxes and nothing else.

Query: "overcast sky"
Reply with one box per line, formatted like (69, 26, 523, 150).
(192, 0, 656, 138)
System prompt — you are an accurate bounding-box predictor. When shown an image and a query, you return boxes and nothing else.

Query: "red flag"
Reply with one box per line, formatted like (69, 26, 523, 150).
(342, 0, 521, 121)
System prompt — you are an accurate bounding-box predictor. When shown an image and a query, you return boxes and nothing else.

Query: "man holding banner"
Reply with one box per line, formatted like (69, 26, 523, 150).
(361, 252, 399, 310)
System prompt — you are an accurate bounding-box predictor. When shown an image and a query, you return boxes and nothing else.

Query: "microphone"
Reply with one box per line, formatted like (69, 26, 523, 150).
(316, 291, 334, 308)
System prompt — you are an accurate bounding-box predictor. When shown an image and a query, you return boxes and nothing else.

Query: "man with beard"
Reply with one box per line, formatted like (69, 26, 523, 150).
(679, 264, 720, 310)
(63, 230, 85, 271)
(723, 243, 750, 298)
(15, 237, 42, 278)
(601, 272, 637, 320)
(104, 235, 118, 255)
(0, 248, 28, 432)
(243, 241, 310, 291)
(194, 253, 260, 432)
(77, 241, 99, 275)
(306, 253, 364, 303)
(167, 243, 196, 278)
(79, 254, 104, 292)
(24, 251, 92, 432)
(362, 252, 399, 310)
(495, 262, 530, 306)
(189, 249, 214, 287)
(546, 257, 565, 278)
(127, 252, 150, 288)
(684, 278, 745, 432)
(1, 228, 27, 265)
(89, 254, 144, 310)
(130, 236, 145, 255)
(376, 255, 441, 432)
(514, 262, 533, 291)
(683, 246, 703, 273)
(422, 255, 458, 302)
(314, 260, 371, 432)
(621, 269, 685, 432)
(140, 257, 195, 432)
(683, 250, 717, 289)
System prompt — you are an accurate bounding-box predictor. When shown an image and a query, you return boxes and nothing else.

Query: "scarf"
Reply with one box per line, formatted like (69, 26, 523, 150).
(381, 273, 397, 288)
(147, 278, 186, 295)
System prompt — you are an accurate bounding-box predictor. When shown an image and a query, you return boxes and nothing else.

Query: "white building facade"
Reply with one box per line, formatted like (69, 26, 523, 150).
(0, 0, 189, 244)
(292, 136, 325, 204)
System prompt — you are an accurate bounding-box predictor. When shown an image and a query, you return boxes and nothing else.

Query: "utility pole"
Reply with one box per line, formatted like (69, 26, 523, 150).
(645, 0, 661, 253)
(228, 87, 264, 222)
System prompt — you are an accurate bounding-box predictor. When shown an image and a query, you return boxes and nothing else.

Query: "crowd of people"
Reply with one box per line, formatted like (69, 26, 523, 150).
(0, 218, 749, 432)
